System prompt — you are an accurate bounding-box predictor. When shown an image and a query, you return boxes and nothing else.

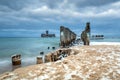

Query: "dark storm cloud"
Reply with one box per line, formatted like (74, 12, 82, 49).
(0, 0, 120, 37)
(69, 0, 120, 7)
(0, 0, 25, 10)
(0, 0, 119, 11)
(0, 0, 63, 11)
(0, 0, 120, 22)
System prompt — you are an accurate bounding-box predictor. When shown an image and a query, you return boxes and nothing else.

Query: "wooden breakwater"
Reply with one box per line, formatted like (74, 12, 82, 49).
(60, 26, 76, 47)
(44, 48, 72, 63)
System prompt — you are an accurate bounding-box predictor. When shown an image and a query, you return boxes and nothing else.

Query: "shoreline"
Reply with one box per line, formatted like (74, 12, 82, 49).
(0, 45, 120, 80)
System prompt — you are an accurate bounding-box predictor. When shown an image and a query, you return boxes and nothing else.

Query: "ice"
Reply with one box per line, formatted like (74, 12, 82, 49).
(28, 72, 36, 77)
(91, 42, 120, 45)
(20, 78, 28, 80)
(117, 70, 120, 74)
(64, 71, 77, 80)
(62, 63, 69, 70)
(37, 74, 49, 80)
(64, 73, 72, 80)
(100, 76, 111, 80)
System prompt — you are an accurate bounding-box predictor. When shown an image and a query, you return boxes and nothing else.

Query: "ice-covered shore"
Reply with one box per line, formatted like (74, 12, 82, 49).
(0, 45, 120, 80)
(91, 42, 120, 45)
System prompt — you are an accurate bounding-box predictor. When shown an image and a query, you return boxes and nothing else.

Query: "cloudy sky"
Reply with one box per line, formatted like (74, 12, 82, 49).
(0, 0, 120, 37)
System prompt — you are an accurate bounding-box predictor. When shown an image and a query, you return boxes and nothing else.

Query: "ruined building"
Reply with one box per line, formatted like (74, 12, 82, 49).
(41, 30, 55, 38)
(60, 26, 76, 47)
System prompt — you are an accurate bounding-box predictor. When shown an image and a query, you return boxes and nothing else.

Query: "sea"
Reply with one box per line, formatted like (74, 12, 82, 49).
(0, 37, 60, 74)
(0, 37, 120, 74)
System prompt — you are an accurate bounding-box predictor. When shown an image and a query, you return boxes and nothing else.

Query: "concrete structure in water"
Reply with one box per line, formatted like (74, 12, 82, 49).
(60, 26, 76, 47)
(91, 35, 104, 39)
(41, 30, 55, 38)
(81, 22, 91, 45)
(11, 54, 21, 65)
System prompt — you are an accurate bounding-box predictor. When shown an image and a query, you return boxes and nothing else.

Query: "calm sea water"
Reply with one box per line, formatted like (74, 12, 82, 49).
(0, 37, 60, 74)
(0, 37, 120, 74)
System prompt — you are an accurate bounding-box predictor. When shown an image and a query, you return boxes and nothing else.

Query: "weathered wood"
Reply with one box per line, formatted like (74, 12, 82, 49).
(36, 56, 43, 64)
(11, 54, 21, 65)
(45, 53, 52, 63)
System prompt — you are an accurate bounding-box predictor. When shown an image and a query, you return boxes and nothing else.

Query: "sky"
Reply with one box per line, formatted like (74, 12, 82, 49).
(0, 0, 120, 37)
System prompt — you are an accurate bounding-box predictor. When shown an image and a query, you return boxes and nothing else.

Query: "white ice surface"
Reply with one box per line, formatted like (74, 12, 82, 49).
(91, 42, 120, 45)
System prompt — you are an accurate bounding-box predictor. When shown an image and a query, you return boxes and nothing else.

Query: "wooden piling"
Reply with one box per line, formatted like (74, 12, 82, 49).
(36, 56, 43, 64)
(11, 54, 21, 66)
(45, 53, 52, 63)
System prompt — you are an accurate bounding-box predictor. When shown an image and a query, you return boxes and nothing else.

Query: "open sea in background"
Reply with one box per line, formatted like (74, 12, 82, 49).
(0, 37, 120, 74)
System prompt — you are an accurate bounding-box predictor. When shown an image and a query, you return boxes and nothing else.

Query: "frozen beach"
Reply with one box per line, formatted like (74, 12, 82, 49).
(0, 44, 120, 80)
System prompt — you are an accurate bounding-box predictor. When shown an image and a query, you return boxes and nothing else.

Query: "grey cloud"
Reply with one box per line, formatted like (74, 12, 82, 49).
(0, 0, 119, 11)
(0, 0, 25, 10)
(39, 0, 63, 9)
(0, 0, 41, 11)
(67, 0, 120, 8)
(0, 0, 120, 25)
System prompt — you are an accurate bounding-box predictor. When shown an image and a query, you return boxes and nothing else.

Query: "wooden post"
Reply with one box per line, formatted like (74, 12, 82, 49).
(11, 54, 21, 66)
(45, 53, 52, 63)
(36, 56, 43, 64)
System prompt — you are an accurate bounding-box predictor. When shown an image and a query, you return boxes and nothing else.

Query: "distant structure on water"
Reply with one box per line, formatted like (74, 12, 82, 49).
(91, 35, 104, 39)
(41, 30, 55, 38)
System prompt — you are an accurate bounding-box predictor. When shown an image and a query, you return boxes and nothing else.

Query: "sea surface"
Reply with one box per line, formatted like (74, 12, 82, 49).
(0, 37, 120, 74)
(0, 37, 60, 74)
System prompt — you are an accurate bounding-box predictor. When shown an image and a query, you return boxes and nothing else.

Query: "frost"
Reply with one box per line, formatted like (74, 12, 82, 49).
(100, 76, 111, 80)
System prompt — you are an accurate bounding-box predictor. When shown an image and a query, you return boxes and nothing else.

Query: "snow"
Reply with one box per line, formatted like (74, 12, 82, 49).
(91, 42, 120, 45)
(28, 72, 36, 77)
(37, 74, 49, 80)
(100, 76, 111, 80)
(0, 45, 120, 80)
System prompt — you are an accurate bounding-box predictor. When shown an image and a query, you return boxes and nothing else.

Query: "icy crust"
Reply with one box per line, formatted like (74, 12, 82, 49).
(0, 45, 120, 80)
(91, 42, 120, 45)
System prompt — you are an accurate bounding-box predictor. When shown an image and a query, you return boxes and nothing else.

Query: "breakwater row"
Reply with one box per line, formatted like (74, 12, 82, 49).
(44, 48, 72, 63)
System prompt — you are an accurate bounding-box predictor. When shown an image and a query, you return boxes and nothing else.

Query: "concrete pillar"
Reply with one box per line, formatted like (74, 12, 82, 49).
(60, 26, 65, 47)
(60, 26, 76, 47)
